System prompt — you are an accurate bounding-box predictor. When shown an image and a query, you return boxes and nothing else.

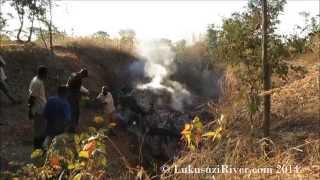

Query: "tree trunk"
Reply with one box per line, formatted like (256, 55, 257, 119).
(49, 0, 54, 55)
(15, 3, 24, 43)
(49, 22, 53, 50)
(262, 0, 271, 138)
(17, 18, 24, 42)
(27, 14, 35, 43)
(39, 27, 48, 50)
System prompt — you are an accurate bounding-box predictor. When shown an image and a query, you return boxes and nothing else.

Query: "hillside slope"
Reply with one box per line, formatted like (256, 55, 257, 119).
(0, 43, 139, 177)
(161, 52, 319, 179)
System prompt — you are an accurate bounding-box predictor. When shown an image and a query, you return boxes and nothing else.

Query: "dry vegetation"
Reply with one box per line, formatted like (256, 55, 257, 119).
(160, 48, 319, 179)
(0, 31, 319, 180)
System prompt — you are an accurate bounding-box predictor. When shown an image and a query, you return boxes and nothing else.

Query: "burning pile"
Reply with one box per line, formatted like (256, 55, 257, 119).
(133, 40, 192, 112)
(118, 40, 218, 162)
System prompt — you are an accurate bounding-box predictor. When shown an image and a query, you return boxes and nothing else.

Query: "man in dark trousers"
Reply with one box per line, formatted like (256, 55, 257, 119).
(66, 68, 89, 132)
(44, 86, 71, 145)
(28, 66, 48, 149)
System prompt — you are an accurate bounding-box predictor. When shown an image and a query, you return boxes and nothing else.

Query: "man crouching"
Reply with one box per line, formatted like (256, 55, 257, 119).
(96, 86, 116, 124)
(44, 86, 71, 147)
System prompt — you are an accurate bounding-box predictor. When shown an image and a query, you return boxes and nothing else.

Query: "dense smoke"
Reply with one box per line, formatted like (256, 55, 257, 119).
(132, 40, 192, 111)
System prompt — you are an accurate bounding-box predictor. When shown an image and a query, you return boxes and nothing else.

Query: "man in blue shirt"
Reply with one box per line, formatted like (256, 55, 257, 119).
(44, 86, 71, 139)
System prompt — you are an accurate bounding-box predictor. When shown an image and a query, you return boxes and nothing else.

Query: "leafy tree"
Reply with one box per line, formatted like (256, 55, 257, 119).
(206, 0, 288, 130)
(119, 29, 136, 52)
(26, 0, 45, 42)
(206, 24, 218, 62)
(9, 0, 46, 42)
(0, 0, 7, 44)
(172, 39, 187, 63)
(11, 0, 28, 42)
(310, 16, 320, 33)
(0, 2, 14, 44)
(286, 12, 320, 54)
(297, 12, 311, 33)
(36, 0, 55, 53)
(205, 29, 216, 59)
(34, 26, 62, 50)
(0, 1, 5, 31)
(92, 30, 109, 40)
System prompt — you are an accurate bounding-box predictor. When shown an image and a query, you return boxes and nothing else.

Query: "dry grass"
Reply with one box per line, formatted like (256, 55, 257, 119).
(46, 36, 136, 56)
(162, 135, 319, 179)
(161, 52, 320, 179)
(271, 65, 319, 121)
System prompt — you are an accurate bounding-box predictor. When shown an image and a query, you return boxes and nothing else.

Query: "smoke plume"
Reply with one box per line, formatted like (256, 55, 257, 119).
(133, 40, 191, 111)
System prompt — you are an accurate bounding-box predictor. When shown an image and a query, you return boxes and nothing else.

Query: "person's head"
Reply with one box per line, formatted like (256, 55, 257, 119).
(78, 68, 88, 78)
(102, 85, 109, 95)
(37, 65, 48, 80)
(57, 85, 68, 98)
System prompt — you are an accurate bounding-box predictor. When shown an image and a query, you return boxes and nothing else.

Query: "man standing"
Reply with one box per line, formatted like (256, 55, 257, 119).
(44, 86, 71, 144)
(66, 68, 89, 132)
(28, 66, 48, 149)
(96, 86, 116, 123)
(0, 55, 17, 104)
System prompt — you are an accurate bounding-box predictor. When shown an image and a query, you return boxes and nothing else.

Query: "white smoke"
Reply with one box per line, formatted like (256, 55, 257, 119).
(138, 62, 171, 91)
(136, 40, 191, 111)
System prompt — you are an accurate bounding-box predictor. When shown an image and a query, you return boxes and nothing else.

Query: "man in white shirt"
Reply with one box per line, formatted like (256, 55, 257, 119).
(96, 86, 116, 123)
(0, 55, 16, 103)
(28, 66, 48, 149)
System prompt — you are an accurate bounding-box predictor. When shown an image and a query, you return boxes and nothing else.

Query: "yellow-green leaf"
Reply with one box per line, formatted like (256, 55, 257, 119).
(190, 144, 196, 151)
(216, 127, 223, 133)
(72, 173, 82, 180)
(68, 163, 75, 170)
(73, 173, 92, 180)
(193, 116, 203, 130)
(74, 134, 81, 145)
(216, 133, 222, 139)
(31, 149, 44, 159)
(79, 151, 89, 158)
(186, 134, 191, 146)
(202, 131, 216, 138)
(193, 116, 200, 123)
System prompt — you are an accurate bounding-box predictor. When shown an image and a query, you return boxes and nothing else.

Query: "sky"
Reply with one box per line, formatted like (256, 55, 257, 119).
(1, 0, 319, 42)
